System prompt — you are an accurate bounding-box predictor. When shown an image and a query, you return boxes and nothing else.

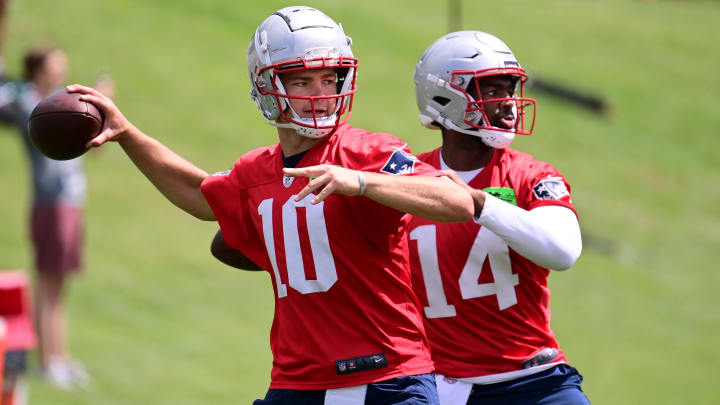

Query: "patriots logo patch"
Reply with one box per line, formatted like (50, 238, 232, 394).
(532, 176, 570, 200)
(380, 148, 417, 175)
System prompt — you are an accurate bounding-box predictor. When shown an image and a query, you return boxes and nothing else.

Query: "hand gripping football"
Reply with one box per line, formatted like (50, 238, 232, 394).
(28, 90, 103, 160)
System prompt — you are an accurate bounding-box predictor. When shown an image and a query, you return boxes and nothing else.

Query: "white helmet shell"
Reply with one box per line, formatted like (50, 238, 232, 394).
(247, 6, 357, 138)
(414, 31, 536, 148)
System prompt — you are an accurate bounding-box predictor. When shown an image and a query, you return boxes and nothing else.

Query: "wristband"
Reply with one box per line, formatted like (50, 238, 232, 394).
(356, 171, 366, 196)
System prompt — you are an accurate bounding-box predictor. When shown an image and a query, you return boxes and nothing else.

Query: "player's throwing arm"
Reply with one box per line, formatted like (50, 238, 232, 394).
(284, 165, 473, 222)
(67, 84, 214, 220)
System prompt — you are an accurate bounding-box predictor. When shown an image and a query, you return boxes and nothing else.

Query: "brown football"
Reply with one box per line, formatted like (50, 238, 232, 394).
(27, 90, 103, 160)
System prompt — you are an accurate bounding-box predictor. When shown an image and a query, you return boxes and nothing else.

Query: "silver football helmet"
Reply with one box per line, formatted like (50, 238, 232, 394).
(247, 6, 357, 138)
(414, 31, 536, 149)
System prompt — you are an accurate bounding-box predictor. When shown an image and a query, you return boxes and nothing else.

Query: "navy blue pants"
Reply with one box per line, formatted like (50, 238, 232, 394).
(253, 373, 440, 405)
(467, 364, 591, 405)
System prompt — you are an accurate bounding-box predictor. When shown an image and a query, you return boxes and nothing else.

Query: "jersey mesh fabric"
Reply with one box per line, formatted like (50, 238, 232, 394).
(201, 125, 441, 389)
(408, 147, 576, 378)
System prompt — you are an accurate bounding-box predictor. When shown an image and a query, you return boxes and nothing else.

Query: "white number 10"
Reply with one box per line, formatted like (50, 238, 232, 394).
(258, 195, 338, 298)
(409, 225, 519, 318)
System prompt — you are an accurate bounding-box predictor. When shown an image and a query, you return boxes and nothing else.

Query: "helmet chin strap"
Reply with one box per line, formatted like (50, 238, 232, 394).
(269, 119, 334, 138)
(476, 127, 515, 149)
(441, 116, 516, 149)
(419, 110, 515, 149)
(270, 111, 339, 138)
(287, 98, 343, 138)
(292, 115, 337, 138)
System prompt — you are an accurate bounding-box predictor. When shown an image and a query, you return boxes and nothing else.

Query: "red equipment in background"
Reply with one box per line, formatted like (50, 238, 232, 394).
(0, 271, 36, 405)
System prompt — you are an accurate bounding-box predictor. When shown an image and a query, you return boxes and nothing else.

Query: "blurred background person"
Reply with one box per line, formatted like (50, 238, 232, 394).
(0, 0, 9, 77)
(0, 44, 113, 390)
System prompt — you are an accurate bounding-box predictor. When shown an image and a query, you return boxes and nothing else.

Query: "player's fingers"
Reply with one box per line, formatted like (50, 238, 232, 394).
(77, 93, 112, 112)
(295, 184, 315, 202)
(66, 84, 106, 99)
(86, 131, 111, 148)
(311, 181, 335, 204)
(283, 167, 310, 178)
(295, 174, 329, 201)
(283, 165, 328, 179)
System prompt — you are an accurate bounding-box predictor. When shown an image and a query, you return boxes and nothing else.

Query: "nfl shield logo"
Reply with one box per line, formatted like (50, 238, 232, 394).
(283, 176, 294, 188)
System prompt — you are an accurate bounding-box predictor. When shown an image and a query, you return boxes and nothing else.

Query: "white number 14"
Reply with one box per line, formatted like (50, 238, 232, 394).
(409, 225, 519, 318)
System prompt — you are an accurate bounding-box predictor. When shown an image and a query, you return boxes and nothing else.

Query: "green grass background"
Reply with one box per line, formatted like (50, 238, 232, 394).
(0, 0, 718, 403)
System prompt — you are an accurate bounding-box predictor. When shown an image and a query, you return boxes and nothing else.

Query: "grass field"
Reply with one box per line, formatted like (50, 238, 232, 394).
(0, 0, 719, 404)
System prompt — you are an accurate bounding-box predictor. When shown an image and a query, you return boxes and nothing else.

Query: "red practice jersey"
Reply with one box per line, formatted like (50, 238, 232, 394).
(201, 125, 439, 390)
(407, 147, 577, 379)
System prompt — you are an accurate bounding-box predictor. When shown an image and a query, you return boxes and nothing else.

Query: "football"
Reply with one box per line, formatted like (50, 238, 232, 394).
(27, 90, 103, 160)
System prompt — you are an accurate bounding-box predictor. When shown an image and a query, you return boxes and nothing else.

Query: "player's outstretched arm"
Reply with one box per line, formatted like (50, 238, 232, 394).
(67, 84, 215, 221)
(283, 165, 474, 223)
(443, 170, 582, 270)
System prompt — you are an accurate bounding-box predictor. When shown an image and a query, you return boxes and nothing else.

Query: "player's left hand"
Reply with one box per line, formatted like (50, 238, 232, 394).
(283, 165, 363, 204)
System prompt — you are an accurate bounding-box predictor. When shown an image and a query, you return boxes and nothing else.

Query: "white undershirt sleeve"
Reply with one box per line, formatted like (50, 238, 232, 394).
(474, 194, 582, 270)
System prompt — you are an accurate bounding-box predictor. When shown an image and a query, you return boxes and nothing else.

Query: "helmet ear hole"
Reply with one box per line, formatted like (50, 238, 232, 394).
(335, 67, 350, 93)
(432, 96, 451, 106)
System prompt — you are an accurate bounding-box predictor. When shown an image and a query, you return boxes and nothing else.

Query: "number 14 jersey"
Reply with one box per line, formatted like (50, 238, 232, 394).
(408, 147, 578, 380)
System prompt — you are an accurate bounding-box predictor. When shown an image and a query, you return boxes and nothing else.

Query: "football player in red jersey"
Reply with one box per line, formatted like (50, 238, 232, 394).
(408, 31, 591, 404)
(68, 6, 475, 405)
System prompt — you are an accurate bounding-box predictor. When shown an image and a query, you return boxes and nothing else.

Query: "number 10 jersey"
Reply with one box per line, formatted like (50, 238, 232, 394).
(201, 125, 440, 390)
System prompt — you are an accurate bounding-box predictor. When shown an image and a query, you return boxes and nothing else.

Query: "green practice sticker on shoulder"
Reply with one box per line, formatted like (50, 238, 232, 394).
(483, 187, 517, 206)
